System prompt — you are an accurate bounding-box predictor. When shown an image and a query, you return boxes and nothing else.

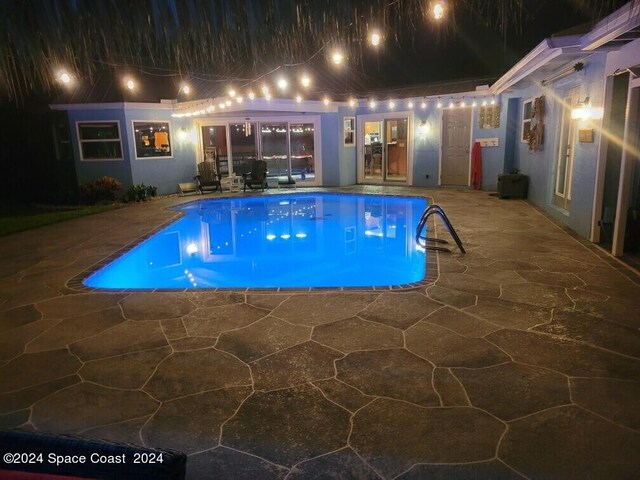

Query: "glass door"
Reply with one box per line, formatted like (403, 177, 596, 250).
(364, 121, 383, 180)
(201, 125, 228, 175)
(229, 122, 257, 175)
(261, 123, 289, 177)
(385, 118, 408, 181)
(553, 88, 579, 210)
(363, 118, 408, 182)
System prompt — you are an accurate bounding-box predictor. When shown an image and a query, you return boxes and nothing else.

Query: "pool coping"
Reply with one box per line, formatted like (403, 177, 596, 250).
(67, 191, 441, 293)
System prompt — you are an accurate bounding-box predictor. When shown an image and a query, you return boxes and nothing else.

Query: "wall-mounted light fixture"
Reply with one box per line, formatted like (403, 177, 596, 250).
(178, 127, 189, 141)
(418, 120, 431, 135)
(571, 96, 604, 120)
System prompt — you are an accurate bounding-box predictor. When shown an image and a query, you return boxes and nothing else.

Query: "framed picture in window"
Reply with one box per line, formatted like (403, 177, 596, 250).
(343, 116, 355, 147)
(133, 121, 172, 158)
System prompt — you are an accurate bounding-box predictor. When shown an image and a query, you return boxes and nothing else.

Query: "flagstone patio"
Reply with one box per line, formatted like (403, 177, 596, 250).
(1, 186, 639, 479)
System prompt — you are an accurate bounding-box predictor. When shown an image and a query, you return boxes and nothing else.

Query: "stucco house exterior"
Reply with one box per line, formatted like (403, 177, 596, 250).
(50, 1, 640, 258)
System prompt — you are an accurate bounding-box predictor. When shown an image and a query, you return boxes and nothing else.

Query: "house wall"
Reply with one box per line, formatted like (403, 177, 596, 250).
(470, 101, 509, 190)
(503, 53, 608, 238)
(122, 107, 197, 195)
(66, 105, 198, 196)
(321, 113, 341, 186)
(411, 107, 441, 188)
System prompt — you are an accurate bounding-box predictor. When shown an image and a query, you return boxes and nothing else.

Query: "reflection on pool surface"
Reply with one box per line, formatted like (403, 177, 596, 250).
(84, 193, 428, 289)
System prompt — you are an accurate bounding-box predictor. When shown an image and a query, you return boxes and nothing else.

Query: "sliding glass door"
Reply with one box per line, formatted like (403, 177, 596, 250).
(200, 117, 320, 184)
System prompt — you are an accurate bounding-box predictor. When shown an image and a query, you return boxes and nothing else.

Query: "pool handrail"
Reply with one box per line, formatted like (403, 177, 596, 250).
(416, 204, 466, 253)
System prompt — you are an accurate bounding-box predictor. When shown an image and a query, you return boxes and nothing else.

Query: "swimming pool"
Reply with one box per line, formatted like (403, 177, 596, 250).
(84, 193, 428, 289)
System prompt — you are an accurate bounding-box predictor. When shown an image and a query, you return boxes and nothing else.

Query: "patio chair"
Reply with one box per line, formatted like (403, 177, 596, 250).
(242, 160, 268, 192)
(196, 161, 221, 193)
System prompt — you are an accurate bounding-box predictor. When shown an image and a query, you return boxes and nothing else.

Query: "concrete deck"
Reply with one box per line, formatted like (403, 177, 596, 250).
(1, 187, 639, 479)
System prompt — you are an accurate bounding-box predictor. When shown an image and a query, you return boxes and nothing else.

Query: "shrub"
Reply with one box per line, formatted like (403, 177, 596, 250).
(123, 183, 158, 203)
(79, 176, 122, 204)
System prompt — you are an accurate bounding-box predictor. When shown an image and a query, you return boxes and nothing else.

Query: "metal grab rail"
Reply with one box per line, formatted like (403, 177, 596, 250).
(416, 204, 466, 253)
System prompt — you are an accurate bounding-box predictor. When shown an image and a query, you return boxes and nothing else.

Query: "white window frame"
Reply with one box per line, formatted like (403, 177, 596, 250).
(521, 97, 534, 143)
(343, 116, 356, 147)
(132, 120, 174, 160)
(76, 120, 123, 161)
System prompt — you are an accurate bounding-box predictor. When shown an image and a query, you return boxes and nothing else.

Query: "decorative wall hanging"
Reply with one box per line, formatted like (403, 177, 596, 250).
(528, 95, 545, 151)
(478, 105, 501, 129)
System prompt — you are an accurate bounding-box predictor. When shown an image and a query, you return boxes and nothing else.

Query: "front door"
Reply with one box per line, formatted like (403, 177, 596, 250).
(440, 107, 471, 186)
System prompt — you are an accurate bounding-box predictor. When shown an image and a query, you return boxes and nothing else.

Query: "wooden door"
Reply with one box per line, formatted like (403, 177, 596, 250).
(441, 108, 471, 186)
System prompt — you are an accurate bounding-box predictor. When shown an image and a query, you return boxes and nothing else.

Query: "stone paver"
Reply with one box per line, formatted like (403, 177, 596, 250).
(405, 321, 509, 367)
(223, 384, 350, 467)
(1, 188, 639, 479)
(336, 349, 440, 406)
(145, 349, 251, 401)
(351, 398, 505, 478)
(500, 406, 640, 480)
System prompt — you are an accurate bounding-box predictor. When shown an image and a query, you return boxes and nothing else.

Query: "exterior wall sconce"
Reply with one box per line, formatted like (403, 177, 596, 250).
(571, 96, 604, 120)
(419, 120, 431, 135)
(178, 127, 189, 141)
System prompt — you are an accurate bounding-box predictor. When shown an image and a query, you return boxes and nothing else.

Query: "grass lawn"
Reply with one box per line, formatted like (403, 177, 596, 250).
(0, 203, 124, 236)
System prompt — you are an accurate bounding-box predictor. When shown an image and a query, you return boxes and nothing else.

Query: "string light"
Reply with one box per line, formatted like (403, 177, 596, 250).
(248, 91, 255, 100)
(437, 97, 442, 108)
(295, 94, 302, 103)
(277, 77, 288, 91)
(491, 96, 496, 105)
(370, 32, 381, 46)
(369, 99, 377, 109)
(348, 98, 357, 107)
(300, 74, 311, 88)
(228, 88, 236, 97)
(125, 78, 135, 90)
(57, 71, 72, 84)
(472, 98, 477, 107)
(482, 99, 488, 106)
(331, 50, 344, 65)
(421, 100, 427, 109)
(181, 84, 191, 95)
(323, 96, 330, 106)
(407, 101, 414, 108)
(433, 2, 445, 20)
(389, 100, 396, 109)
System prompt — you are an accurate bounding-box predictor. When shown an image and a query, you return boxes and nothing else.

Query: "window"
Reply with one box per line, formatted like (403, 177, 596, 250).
(344, 116, 355, 146)
(77, 121, 123, 161)
(521, 99, 534, 143)
(133, 121, 172, 158)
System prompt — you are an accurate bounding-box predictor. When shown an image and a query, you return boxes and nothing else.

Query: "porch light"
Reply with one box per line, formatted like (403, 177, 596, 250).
(419, 120, 430, 135)
(370, 32, 381, 46)
(186, 243, 198, 255)
(571, 97, 603, 120)
(178, 128, 188, 140)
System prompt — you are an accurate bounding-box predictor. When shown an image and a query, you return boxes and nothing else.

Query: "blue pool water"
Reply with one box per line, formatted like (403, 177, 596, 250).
(84, 193, 428, 289)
